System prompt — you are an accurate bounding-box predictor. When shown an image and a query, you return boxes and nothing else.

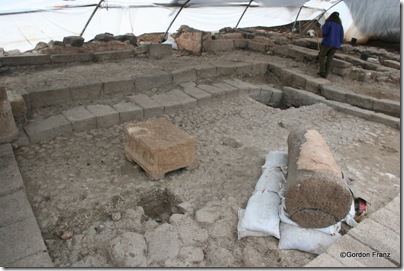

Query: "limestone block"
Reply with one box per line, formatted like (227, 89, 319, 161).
(7, 251, 54, 267)
(372, 99, 400, 118)
(128, 94, 164, 118)
(30, 86, 72, 107)
(124, 117, 197, 180)
(381, 59, 400, 69)
(0, 87, 18, 143)
(24, 115, 72, 143)
(233, 39, 249, 49)
(50, 53, 93, 63)
(213, 82, 239, 96)
(148, 44, 172, 60)
(283, 86, 325, 108)
(6, 90, 26, 124)
(69, 80, 102, 101)
(204, 40, 234, 53)
(0, 190, 34, 227)
(175, 32, 203, 55)
(346, 93, 374, 110)
(182, 86, 212, 106)
(194, 64, 217, 79)
(134, 73, 172, 91)
(248, 41, 267, 53)
(112, 102, 143, 123)
(321, 85, 348, 103)
(0, 55, 51, 66)
(107, 232, 147, 267)
(172, 68, 197, 84)
(166, 89, 197, 109)
(102, 79, 135, 96)
(285, 128, 353, 228)
(151, 93, 182, 114)
(0, 144, 24, 196)
(93, 50, 134, 61)
(196, 84, 226, 98)
(86, 104, 119, 128)
(62, 106, 96, 132)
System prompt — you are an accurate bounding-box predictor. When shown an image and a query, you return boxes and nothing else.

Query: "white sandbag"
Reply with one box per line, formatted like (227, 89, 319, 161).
(278, 198, 341, 236)
(162, 36, 178, 50)
(237, 209, 271, 240)
(240, 190, 281, 239)
(278, 223, 342, 255)
(256, 151, 288, 193)
(342, 200, 358, 227)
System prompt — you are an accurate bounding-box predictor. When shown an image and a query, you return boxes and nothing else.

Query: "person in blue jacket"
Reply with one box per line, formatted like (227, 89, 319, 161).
(318, 12, 344, 78)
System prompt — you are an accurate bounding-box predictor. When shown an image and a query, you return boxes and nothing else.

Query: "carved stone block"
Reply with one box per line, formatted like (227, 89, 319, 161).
(124, 117, 198, 180)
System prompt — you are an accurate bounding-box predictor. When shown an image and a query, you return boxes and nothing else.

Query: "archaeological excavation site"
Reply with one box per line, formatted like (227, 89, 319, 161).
(0, 0, 400, 268)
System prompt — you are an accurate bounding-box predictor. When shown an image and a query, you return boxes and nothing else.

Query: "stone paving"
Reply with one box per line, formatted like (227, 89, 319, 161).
(0, 43, 400, 267)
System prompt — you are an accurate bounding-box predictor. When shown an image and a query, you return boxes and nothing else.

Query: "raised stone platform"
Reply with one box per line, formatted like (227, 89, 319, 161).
(124, 117, 198, 180)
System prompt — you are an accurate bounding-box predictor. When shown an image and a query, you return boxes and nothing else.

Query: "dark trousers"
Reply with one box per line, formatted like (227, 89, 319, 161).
(319, 45, 337, 75)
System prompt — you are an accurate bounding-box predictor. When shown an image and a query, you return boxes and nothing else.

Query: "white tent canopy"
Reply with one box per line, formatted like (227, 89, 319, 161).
(0, 0, 400, 52)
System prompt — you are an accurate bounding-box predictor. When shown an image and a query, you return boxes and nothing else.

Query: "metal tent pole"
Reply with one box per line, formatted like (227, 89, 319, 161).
(80, 0, 104, 37)
(235, 0, 254, 28)
(160, 0, 191, 43)
(291, 5, 304, 32)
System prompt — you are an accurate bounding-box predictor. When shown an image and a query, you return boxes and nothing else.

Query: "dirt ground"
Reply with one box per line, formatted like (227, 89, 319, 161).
(4, 35, 401, 267)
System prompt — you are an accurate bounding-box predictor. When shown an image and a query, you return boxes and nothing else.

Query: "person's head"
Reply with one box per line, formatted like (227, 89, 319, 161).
(326, 11, 342, 24)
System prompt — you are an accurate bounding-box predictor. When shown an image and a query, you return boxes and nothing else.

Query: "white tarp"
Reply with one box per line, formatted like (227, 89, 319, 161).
(0, 0, 400, 52)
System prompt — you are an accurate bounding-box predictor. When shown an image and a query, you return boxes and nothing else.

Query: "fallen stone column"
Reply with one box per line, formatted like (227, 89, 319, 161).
(0, 86, 18, 143)
(285, 128, 352, 228)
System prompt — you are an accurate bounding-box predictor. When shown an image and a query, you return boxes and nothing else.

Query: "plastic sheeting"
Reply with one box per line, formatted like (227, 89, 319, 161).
(0, 0, 400, 52)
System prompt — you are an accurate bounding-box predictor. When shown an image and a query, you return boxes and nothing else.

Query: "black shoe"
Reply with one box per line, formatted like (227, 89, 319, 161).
(317, 72, 327, 78)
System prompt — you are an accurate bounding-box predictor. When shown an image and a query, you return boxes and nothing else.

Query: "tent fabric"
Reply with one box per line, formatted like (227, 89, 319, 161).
(0, 0, 400, 52)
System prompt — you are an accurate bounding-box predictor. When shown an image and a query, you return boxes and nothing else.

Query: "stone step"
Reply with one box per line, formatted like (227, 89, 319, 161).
(20, 81, 283, 145)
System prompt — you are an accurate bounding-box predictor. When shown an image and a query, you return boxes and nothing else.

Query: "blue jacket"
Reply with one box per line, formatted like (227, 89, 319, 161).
(321, 21, 344, 49)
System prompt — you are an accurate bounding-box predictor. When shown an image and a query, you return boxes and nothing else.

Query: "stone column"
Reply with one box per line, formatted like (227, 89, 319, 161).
(285, 128, 352, 228)
(0, 86, 18, 143)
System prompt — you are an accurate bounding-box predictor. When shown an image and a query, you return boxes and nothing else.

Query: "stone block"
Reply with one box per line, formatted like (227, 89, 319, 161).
(371, 113, 400, 129)
(213, 82, 239, 96)
(204, 40, 234, 53)
(251, 62, 269, 76)
(112, 102, 143, 123)
(233, 39, 249, 49)
(182, 86, 212, 106)
(69, 80, 102, 101)
(233, 62, 253, 75)
(50, 53, 93, 63)
(6, 90, 27, 124)
(381, 59, 400, 69)
(321, 85, 348, 103)
(333, 59, 352, 69)
(62, 106, 96, 132)
(24, 115, 72, 143)
(0, 189, 34, 227)
(179, 81, 196, 89)
(346, 93, 374, 110)
(384, 196, 400, 213)
(19, 89, 31, 112)
(222, 79, 254, 95)
(124, 117, 198, 180)
(134, 73, 172, 91)
(0, 88, 19, 144)
(148, 44, 172, 60)
(102, 79, 135, 96)
(305, 253, 346, 267)
(172, 68, 197, 84)
(93, 50, 134, 61)
(194, 64, 217, 79)
(128, 94, 164, 118)
(279, 69, 294, 85)
(29, 86, 72, 107)
(325, 235, 395, 267)
(213, 63, 237, 76)
(0, 216, 48, 266)
(348, 218, 400, 265)
(324, 101, 375, 121)
(166, 89, 197, 109)
(15, 129, 30, 147)
(372, 99, 400, 118)
(267, 62, 286, 78)
(7, 251, 54, 267)
(151, 93, 182, 114)
(196, 85, 226, 98)
(283, 86, 325, 107)
(290, 72, 312, 90)
(86, 104, 119, 128)
(305, 77, 329, 94)
(332, 67, 350, 76)
(0, 144, 24, 197)
(175, 32, 203, 55)
(0, 55, 51, 66)
(248, 41, 267, 53)
(369, 208, 400, 235)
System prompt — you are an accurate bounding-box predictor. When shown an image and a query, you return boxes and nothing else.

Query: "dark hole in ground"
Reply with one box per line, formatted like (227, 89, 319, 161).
(137, 188, 182, 224)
